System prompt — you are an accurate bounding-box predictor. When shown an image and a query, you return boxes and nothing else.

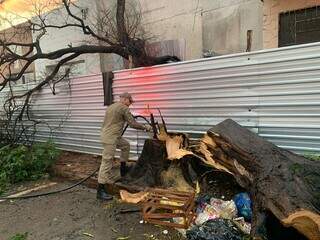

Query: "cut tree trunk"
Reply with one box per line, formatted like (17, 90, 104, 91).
(196, 119, 320, 240)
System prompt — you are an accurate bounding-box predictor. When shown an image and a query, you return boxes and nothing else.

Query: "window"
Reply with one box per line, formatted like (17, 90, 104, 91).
(45, 60, 85, 78)
(279, 6, 320, 47)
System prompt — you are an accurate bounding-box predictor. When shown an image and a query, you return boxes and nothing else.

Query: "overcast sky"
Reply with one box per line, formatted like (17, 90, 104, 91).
(0, 0, 60, 30)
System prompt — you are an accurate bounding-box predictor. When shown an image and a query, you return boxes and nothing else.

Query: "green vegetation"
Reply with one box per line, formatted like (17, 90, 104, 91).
(304, 153, 320, 161)
(8, 233, 28, 240)
(0, 141, 60, 194)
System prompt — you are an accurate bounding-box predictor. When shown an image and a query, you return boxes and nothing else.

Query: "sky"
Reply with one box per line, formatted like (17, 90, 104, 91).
(0, 0, 61, 30)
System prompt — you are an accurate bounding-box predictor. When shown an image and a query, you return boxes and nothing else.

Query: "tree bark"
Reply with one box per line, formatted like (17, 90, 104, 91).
(196, 119, 320, 240)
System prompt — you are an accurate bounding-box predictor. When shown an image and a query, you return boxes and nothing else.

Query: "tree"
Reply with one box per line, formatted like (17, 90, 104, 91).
(0, 0, 180, 144)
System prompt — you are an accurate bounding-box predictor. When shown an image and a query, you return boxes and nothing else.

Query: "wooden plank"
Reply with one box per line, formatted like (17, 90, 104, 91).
(0, 182, 57, 202)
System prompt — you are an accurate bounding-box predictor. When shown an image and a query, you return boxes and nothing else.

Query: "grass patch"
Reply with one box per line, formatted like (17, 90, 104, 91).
(304, 153, 320, 161)
(8, 233, 28, 240)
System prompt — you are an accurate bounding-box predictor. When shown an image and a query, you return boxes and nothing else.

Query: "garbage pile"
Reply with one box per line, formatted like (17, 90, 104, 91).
(186, 192, 252, 240)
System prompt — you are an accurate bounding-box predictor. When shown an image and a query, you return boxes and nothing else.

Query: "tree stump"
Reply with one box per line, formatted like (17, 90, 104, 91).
(122, 139, 168, 187)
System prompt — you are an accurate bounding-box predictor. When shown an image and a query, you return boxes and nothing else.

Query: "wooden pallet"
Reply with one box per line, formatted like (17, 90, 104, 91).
(142, 188, 196, 229)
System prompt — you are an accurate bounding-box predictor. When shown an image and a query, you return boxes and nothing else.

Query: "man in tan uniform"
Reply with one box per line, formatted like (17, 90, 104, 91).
(97, 92, 152, 200)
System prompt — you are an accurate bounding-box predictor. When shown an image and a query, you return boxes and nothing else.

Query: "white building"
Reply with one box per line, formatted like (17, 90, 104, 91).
(31, 0, 320, 77)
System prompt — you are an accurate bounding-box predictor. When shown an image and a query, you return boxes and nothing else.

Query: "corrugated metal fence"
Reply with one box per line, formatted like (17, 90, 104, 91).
(3, 42, 319, 157)
(29, 74, 106, 155)
(114, 42, 320, 155)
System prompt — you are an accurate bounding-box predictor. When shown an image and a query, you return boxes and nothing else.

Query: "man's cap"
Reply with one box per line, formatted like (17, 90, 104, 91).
(120, 92, 134, 103)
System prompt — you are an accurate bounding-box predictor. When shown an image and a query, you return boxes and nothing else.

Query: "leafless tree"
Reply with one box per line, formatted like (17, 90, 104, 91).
(0, 0, 180, 145)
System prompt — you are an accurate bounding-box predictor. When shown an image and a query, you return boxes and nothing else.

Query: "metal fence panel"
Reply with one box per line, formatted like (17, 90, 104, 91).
(28, 74, 105, 155)
(2, 42, 320, 157)
(113, 42, 320, 155)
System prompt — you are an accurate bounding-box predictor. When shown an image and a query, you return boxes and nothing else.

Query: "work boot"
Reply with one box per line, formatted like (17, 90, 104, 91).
(120, 162, 130, 177)
(97, 184, 113, 201)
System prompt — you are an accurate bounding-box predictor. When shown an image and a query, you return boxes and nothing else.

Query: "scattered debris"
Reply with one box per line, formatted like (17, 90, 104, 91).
(120, 190, 149, 204)
(162, 230, 168, 235)
(195, 197, 237, 225)
(117, 236, 130, 240)
(143, 233, 158, 240)
(119, 207, 140, 214)
(103, 199, 119, 209)
(83, 232, 94, 238)
(186, 218, 247, 240)
(111, 228, 118, 233)
(233, 217, 251, 235)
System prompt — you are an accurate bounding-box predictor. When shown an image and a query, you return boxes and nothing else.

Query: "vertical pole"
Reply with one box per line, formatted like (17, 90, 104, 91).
(246, 30, 253, 52)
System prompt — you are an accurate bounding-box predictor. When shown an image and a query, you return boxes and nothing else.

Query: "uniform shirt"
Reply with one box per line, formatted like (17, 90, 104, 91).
(101, 102, 146, 144)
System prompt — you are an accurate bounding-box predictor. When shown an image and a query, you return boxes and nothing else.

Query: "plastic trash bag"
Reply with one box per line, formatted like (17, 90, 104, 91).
(210, 197, 237, 220)
(187, 218, 246, 240)
(195, 198, 237, 225)
(233, 192, 252, 222)
(195, 203, 219, 225)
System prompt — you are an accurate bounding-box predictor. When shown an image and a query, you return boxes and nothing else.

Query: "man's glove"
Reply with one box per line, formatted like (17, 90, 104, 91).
(144, 125, 153, 132)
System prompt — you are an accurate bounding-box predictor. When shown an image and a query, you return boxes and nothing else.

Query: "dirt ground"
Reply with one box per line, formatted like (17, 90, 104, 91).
(0, 181, 185, 240)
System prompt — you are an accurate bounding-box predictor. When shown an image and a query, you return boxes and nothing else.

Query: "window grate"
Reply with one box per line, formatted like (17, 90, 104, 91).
(279, 6, 320, 47)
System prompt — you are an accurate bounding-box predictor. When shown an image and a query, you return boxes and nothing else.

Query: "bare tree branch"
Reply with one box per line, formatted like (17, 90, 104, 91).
(0, 0, 181, 146)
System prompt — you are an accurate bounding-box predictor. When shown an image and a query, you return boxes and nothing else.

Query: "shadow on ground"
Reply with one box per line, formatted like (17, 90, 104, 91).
(0, 181, 184, 240)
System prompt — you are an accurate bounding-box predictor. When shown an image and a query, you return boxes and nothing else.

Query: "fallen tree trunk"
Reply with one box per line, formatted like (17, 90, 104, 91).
(196, 119, 320, 240)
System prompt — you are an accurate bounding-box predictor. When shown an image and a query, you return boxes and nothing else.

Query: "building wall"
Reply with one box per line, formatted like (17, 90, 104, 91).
(97, 0, 203, 70)
(263, 0, 320, 49)
(137, 0, 263, 58)
(98, 0, 263, 71)
(32, 0, 101, 80)
(0, 22, 35, 83)
(138, 0, 203, 60)
(201, 0, 263, 55)
(28, 0, 320, 77)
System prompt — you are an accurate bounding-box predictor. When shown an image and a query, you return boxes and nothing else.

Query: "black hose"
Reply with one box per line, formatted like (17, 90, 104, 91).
(121, 115, 151, 136)
(0, 115, 151, 201)
(0, 168, 99, 200)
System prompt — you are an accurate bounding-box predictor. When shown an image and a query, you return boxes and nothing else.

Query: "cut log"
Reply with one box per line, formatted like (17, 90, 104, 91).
(196, 119, 320, 240)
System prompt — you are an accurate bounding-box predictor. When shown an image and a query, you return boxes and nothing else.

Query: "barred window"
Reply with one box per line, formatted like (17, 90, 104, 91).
(279, 6, 320, 47)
